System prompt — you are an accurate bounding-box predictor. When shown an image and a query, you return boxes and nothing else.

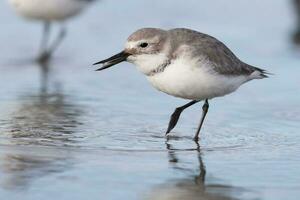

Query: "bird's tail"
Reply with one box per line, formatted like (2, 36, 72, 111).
(252, 67, 272, 79)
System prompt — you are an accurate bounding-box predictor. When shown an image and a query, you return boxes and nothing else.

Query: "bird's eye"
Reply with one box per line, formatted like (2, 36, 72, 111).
(140, 42, 148, 48)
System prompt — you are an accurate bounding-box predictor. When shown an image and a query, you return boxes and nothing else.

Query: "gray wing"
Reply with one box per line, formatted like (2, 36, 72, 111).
(169, 28, 266, 76)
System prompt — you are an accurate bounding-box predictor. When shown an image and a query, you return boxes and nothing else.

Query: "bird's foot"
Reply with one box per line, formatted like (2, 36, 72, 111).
(193, 135, 199, 142)
(165, 108, 183, 135)
(37, 51, 51, 64)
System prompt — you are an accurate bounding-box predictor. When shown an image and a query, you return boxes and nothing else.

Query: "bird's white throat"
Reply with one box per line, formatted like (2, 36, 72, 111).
(127, 53, 169, 75)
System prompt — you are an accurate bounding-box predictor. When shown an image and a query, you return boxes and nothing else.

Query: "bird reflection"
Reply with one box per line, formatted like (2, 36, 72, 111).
(0, 61, 83, 190)
(10, 61, 83, 146)
(145, 141, 242, 200)
(0, 148, 73, 190)
(293, 0, 300, 45)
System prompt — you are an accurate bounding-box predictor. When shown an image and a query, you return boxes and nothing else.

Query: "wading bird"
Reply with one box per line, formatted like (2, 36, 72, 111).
(94, 28, 268, 141)
(9, 0, 95, 62)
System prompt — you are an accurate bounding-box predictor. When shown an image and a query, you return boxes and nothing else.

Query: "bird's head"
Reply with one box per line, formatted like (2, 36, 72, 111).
(94, 28, 170, 75)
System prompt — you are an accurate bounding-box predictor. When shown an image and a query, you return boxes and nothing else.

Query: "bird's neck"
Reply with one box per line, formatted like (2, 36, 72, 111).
(131, 53, 170, 76)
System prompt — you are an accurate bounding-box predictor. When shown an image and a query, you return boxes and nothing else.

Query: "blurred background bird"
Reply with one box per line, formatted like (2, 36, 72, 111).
(293, 0, 300, 44)
(8, 0, 95, 63)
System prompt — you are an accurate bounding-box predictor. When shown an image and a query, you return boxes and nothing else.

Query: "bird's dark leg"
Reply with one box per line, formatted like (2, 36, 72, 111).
(48, 25, 66, 56)
(194, 99, 209, 141)
(166, 100, 199, 135)
(39, 61, 50, 95)
(38, 21, 51, 63)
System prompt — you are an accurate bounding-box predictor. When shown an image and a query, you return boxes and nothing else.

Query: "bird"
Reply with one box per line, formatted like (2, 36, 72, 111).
(8, 0, 95, 62)
(93, 28, 269, 141)
(293, 0, 300, 44)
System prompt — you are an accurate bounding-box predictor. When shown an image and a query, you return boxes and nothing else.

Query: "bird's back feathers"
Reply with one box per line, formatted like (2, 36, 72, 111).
(168, 28, 268, 79)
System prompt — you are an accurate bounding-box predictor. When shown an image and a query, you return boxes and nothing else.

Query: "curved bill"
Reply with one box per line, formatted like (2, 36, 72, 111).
(93, 51, 130, 71)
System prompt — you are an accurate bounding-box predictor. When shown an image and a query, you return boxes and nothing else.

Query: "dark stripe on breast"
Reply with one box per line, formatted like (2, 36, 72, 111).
(146, 60, 171, 76)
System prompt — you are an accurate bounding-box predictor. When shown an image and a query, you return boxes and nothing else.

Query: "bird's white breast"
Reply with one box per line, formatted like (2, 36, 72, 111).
(8, 0, 89, 21)
(146, 55, 249, 100)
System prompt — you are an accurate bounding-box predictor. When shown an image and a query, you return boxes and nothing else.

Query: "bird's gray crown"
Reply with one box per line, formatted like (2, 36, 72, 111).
(127, 28, 167, 42)
(125, 28, 169, 55)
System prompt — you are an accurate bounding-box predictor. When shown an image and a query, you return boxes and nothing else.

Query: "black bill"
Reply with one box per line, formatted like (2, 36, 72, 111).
(93, 51, 130, 71)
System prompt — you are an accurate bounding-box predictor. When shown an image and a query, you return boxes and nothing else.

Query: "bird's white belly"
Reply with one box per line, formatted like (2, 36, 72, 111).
(9, 0, 88, 21)
(147, 60, 248, 100)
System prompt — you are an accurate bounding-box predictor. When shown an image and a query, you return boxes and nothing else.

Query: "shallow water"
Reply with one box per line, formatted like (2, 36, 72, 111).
(0, 0, 300, 199)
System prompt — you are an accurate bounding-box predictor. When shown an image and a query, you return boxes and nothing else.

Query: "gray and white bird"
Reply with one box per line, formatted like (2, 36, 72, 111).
(94, 28, 269, 141)
(8, 0, 95, 62)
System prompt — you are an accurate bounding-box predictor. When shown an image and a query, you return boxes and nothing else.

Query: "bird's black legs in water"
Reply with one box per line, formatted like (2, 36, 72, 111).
(166, 100, 199, 135)
(48, 26, 66, 56)
(166, 99, 209, 141)
(38, 22, 51, 63)
(194, 99, 209, 141)
(37, 23, 66, 63)
(195, 140, 206, 184)
(39, 61, 50, 95)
